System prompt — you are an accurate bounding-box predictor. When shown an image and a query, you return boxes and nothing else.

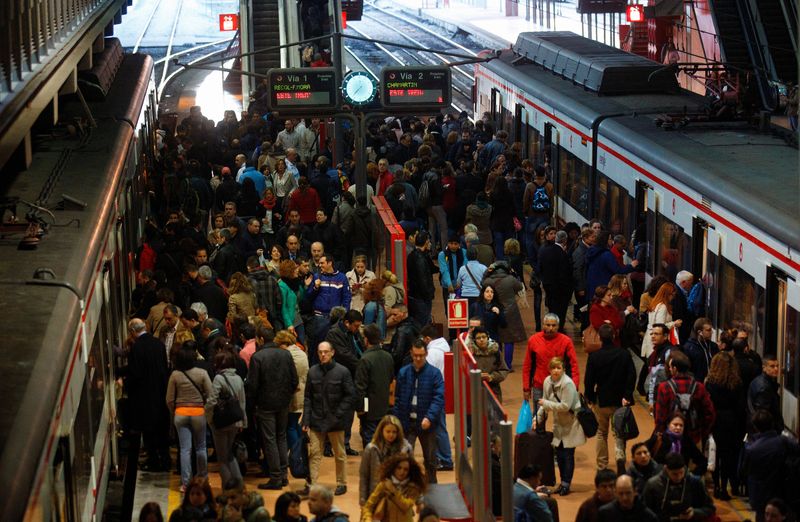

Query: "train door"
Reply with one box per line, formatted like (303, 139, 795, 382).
(634, 181, 656, 276)
(491, 88, 502, 131)
(691, 218, 721, 330)
(515, 104, 528, 150)
(544, 122, 559, 195)
(766, 269, 800, 433)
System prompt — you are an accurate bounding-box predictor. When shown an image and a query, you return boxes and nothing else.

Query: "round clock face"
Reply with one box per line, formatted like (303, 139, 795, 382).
(342, 71, 377, 105)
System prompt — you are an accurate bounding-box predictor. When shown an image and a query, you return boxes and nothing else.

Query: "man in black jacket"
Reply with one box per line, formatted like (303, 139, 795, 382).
(126, 318, 171, 472)
(354, 325, 395, 446)
(643, 453, 715, 521)
(746, 355, 784, 433)
(406, 231, 436, 327)
(191, 265, 228, 322)
(325, 309, 366, 454)
(246, 338, 299, 490)
(301, 342, 356, 496)
(584, 324, 636, 474)
(537, 230, 573, 332)
(387, 304, 421, 373)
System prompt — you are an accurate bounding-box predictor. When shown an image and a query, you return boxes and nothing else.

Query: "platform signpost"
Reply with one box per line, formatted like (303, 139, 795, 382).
(381, 66, 451, 110)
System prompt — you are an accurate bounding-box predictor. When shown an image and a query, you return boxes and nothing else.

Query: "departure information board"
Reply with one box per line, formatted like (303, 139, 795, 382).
(381, 66, 451, 109)
(267, 68, 338, 111)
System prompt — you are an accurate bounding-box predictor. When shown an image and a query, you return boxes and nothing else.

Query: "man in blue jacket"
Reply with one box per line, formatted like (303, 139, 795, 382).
(306, 254, 351, 315)
(393, 339, 445, 483)
(585, 230, 638, 300)
(514, 464, 553, 522)
(437, 234, 467, 331)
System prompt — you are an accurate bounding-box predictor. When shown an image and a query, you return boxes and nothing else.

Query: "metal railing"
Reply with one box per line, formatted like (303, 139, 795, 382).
(453, 332, 513, 522)
(0, 0, 118, 95)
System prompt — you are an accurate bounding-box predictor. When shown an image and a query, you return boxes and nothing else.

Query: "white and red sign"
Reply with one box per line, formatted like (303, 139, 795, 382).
(219, 13, 239, 32)
(447, 298, 469, 329)
(626, 5, 645, 22)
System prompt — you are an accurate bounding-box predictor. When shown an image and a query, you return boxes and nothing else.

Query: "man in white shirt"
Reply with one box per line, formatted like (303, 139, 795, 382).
(421, 324, 454, 471)
(285, 148, 301, 181)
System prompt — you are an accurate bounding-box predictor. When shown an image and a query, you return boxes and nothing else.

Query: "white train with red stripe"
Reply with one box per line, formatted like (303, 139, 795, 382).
(0, 53, 156, 520)
(474, 32, 800, 434)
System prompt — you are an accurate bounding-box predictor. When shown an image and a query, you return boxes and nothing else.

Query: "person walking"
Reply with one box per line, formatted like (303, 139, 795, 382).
(205, 350, 247, 489)
(584, 324, 636, 474)
(359, 415, 413, 506)
(361, 454, 427, 522)
(300, 342, 356, 496)
(534, 356, 586, 496)
(392, 339, 445, 484)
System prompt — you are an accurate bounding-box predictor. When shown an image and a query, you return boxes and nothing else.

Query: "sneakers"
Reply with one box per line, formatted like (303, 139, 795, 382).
(334, 485, 347, 496)
(257, 480, 284, 490)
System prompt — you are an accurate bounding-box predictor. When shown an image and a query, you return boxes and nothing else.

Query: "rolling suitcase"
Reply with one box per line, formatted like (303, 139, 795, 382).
(514, 428, 556, 486)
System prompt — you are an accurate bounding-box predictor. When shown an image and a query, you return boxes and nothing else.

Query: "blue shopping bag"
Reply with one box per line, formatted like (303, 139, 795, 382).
(516, 400, 533, 435)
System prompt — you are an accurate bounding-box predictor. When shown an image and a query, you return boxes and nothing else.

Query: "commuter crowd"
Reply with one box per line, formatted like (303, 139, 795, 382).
(127, 105, 797, 522)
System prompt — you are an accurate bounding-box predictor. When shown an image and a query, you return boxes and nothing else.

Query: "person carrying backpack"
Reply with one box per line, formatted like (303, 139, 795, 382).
(654, 350, 716, 445)
(522, 166, 553, 263)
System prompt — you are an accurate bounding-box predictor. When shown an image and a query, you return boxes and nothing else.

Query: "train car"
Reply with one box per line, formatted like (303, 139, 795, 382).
(475, 32, 800, 434)
(0, 52, 156, 521)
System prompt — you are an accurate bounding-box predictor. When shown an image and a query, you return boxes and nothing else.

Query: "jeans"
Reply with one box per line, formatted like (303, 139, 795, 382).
(407, 423, 439, 483)
(428, 205, 448, 250)
(308, 430, 346, 486)
(504, 342, 514, 369)
(212, 425, 243, 489)
(555, 443, 575, 488)
(255, 409, 289, 481)
(287, 411, 302, 452)
(594, 405, 626, 469)
(436, 414, 453, 467)
(525, 216, 550, 262)
(174, 414, 208, 487)
(359, 418, 379, 449)
(493, 231, 511, 260)
(408, 296, 432, 327)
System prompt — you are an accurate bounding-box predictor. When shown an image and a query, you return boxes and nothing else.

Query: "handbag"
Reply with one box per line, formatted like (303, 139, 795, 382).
(213, 374, 245, 429)
(372, 496, 388, 520)
(575, 394, 599, 438)
(582, 325, 602, 353)
(612, 405, 640, 440)
(289, 434, 310, 479)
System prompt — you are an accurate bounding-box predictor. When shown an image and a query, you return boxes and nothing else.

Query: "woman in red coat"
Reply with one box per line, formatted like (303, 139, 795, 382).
(590, 285, 625, 346)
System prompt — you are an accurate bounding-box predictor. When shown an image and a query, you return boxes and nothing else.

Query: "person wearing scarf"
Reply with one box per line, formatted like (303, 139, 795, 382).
(647, 412, 707, 474)
(361, 454, 426, 522)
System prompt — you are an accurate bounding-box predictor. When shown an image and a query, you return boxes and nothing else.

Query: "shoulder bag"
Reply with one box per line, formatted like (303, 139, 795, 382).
(180, 370, 206, 405)
(582, 325, 602, 353)
(212, 374, 244, 429)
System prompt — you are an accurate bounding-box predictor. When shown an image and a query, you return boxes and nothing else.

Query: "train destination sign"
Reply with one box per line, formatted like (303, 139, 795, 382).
(381, 66, 451, 109)
(267, 68, 338, 111)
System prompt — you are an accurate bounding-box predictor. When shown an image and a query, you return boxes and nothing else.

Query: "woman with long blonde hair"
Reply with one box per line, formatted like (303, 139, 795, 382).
(226, 272, 256, 323)
(705, 351, 744, 500)
(359, 415, 412, 506)
(640, 282, 683, 359)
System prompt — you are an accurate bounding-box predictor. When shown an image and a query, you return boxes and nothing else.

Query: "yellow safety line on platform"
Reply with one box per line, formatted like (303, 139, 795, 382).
(168, 472, 182, 514)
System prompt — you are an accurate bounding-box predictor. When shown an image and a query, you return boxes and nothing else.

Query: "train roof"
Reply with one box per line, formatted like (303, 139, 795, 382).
(484, 32, 800, 250)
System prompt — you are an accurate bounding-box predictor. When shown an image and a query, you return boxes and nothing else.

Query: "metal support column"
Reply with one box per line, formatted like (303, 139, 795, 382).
(470, 369, 486, 521)
(500, 420, 514, 522)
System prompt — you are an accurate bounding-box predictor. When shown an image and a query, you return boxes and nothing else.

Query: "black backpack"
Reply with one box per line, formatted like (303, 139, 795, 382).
(213, 374, 244, 429)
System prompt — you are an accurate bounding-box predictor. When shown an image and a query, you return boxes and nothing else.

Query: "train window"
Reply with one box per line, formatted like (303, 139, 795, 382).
(558, 147, 590, 216)
(527, 125, 542, 163)
(718, 257, 759, 343)
(786, 306, 799, 398)
(655, 215, 692, 282)
(501, 107, 513, 134)
(596, 174, 631, 239)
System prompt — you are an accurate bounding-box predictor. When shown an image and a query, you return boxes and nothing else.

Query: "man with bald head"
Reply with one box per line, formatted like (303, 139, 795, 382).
(598, 475, 657, 521)
(300, 341, 355, 496)
(126, 318, 171, 471)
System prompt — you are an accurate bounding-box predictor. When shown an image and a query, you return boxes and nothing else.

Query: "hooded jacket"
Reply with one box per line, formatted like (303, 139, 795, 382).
(585, 245, 634, 299)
